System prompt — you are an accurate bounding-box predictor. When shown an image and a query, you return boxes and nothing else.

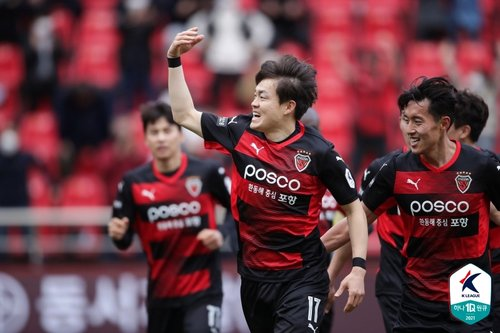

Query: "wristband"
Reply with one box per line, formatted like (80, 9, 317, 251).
(167, 57, 181, 68)
(352, 257, 366, 270)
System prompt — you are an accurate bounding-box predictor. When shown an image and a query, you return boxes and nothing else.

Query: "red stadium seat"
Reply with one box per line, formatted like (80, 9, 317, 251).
(80, 0, 119, 10)
(58, 171, 108, 258)
(456, 40, 494, 76)
(403, 42, 447, 85)
(0, 43, 24, 89)
(70, 40, 120, 89)
(51, 8, 76, 48)
(18, 109, 61, 179)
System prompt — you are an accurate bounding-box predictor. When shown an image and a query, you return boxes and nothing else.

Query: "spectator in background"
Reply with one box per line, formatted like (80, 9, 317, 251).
(19, 15, 66, 112)
(108, 101, 231, 333)
(0, 126, 47, 260)
(448, 0, 483, 41)
(116, 0, 158, 112)
(187, 0, 274, 110)
(258, 0, 312, 52)
(156, 0, 203, 36)
(55, 82, 112, 175)
(0, 0, 81, 44)
(415, 0, 449, 41)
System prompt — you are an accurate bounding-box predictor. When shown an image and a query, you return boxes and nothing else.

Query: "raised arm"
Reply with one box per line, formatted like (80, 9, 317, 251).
(167, 27, 205, 137)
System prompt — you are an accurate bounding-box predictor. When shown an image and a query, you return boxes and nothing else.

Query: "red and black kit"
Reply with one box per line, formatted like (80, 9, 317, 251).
(363, 142, 500, 332)
(111, 154, 230, 308)
(202, 113, 359, 282)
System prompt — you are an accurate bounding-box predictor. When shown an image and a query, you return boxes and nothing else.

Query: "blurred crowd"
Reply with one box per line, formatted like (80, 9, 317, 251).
(0, 0, 499, 261)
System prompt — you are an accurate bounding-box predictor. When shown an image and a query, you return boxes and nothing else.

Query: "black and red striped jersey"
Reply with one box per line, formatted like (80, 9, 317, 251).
(111, 154, 230, 307)
(362, 141, 500, 302)
(201, 113, 359, 281)
(361, 148, 406, 297)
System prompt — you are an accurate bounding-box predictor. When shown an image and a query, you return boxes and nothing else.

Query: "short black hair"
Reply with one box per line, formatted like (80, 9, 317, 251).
(397, 76, 457, 125)
(140, 101, 181, 132)
(255, 55, 318, 120)
(454, 90, 489, 143)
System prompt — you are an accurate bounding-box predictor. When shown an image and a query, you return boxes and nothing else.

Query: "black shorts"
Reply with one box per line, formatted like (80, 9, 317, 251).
(393, 289, 492, 333)
(240, 269, 329, 333)
(377, 292, 401, 333)
(147, 296, 222, 333)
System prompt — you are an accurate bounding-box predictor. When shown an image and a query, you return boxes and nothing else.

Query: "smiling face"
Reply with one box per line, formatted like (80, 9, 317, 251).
(250, 78, 285, 132)
(401, 99, 450, 156)
(144, 117, 183, 162)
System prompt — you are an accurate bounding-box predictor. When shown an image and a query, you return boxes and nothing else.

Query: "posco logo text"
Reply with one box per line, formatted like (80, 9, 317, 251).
(243, 164, 301, 191)
(410, 200, 469, 216)
(147, 201, 201, 222)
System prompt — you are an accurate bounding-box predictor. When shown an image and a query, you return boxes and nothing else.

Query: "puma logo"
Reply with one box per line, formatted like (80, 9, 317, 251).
(250, 142, 264, 155)
(363, 169, 371, 181)
(308, 323, 318, 332)
(228, 116, 238, 125)
(406, 178, 421, 190)
(141, 189, 155, 201)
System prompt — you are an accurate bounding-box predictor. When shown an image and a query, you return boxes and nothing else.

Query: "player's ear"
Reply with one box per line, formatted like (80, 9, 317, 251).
(283, 100, 296, 116)
(460, 125, 472, 141)
(441, 116, 452, 131)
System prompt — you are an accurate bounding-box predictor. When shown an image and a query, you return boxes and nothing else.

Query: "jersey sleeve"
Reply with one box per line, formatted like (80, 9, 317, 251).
(360, 157, 385, 195)
(110, 176, 135, 250)
(201, 113, 247, 154)
(362, 156, 397, 216)
(318, 147, 358, 206)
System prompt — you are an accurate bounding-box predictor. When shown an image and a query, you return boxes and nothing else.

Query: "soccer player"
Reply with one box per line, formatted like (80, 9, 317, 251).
(447, 89, 500, 333)
(167, 27, 368, 332)
(108, 101, 231, 333)
(322, 77, 500, 332)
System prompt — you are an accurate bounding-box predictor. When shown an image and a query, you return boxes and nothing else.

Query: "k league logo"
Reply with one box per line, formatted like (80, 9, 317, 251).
(449, 263, 491, 325)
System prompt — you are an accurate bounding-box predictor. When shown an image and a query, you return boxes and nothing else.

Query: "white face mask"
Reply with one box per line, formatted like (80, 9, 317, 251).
(0, 129, 19, 156)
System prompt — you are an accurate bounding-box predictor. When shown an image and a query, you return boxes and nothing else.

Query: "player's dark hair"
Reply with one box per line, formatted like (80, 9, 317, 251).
(255, 55, 318, 120)
(140, 101, 181, 132)
(397, 76, 457, 125)
(454, 90, 489, 143)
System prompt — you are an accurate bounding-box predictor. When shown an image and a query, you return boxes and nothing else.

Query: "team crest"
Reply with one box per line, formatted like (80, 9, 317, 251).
(294, 153, 311, 172)
(185, 177, 203, 197)
(455, 173, 472, 194)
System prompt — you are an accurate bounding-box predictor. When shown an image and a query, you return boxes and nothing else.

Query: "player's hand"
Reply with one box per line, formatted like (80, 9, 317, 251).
(108, 217, 130, 240)
(334, 267, 365, 313)
(324, 280, 337, 314)
(197, 229, 223, 250)
(167, 27, 204, 58)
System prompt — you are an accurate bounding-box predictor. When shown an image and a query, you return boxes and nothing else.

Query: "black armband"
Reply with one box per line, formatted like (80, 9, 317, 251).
(167, 57, 181, 68)
(352, 257, 366, 269)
